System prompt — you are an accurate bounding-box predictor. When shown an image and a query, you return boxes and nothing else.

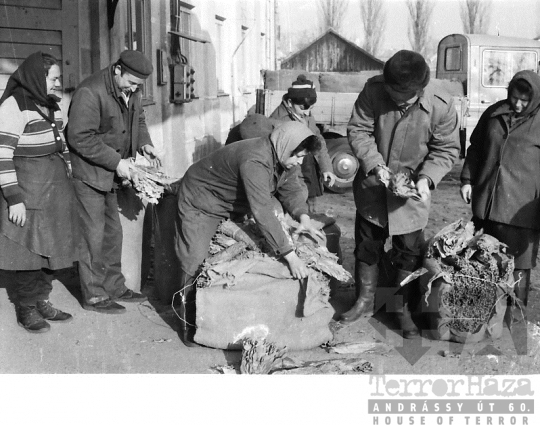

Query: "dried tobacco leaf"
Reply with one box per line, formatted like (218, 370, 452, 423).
(128, 160, 180, 204)
(388, 172, 421, 201)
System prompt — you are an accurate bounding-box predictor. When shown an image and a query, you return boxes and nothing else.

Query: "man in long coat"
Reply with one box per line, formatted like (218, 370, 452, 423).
(343, 50, 460, 338)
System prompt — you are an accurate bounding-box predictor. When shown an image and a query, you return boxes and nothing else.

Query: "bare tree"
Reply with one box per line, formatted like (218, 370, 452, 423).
(317, 0, 348, 34)
(460, 0, 492, 34)
(406, 0, 435, 58)
(360, 0, 386, 56)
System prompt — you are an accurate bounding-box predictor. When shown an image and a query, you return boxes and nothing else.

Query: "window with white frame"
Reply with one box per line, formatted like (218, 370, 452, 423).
(171, 1, 194, 65)
(215, 15, 226, 94)
(125, 0, 153, 102)
(240, 25, 249, 93)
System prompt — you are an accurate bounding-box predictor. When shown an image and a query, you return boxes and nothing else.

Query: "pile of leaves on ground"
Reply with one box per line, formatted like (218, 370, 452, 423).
(421, 219, 515, 342)
(127, 159, 180, 204)
(214, 337, 373, 375)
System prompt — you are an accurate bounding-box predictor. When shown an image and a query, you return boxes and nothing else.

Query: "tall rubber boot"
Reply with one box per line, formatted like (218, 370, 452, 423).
(339, 261, 378, 324)
(508, 269, 530, 325)
(507, 269, 531, 355)
(395, 269, 419, 339)
(178, 271, 199, 347)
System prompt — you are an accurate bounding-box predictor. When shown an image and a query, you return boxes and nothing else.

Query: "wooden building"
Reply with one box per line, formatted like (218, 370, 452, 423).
(281, 28, 384, 72)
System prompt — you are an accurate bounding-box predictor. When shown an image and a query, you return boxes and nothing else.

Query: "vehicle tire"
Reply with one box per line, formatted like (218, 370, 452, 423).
(324, 137, 359, 193)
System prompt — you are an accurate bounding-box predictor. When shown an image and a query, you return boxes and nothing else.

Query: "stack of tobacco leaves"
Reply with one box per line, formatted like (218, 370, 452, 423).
(276, 212, 352, 282)
(197, 215, 351, 287)
(426, 220, 514, 334)
(128, 159, 180, 204)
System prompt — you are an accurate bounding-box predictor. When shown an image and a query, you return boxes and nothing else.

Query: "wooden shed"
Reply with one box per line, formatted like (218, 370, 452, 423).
(281, 28, 384, 72)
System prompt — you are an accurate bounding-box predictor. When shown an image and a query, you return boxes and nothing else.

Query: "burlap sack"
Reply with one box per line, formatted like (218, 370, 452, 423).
(420, 257, 510, 343)
(194, 258, 334, 350)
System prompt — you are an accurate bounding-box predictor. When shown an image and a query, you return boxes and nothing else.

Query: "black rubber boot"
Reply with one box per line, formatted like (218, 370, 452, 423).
(395, 269, 419, 339)
(178, 272, 199, 347)
(17, 305, 50, 333)
(339, 262, 378, 324)
(507, 269, 531, 354)
(509, 269, 530, 325)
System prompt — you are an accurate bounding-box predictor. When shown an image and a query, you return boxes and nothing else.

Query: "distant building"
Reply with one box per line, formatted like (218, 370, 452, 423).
(280, 28, 384, 72)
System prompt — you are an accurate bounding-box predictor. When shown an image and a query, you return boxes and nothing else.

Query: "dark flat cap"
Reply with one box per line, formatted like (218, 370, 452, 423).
(384, 50, 430, 92)
(119, 50, 153, 79)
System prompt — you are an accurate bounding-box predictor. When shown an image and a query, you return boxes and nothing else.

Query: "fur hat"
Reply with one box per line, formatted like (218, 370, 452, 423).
(119, 50, 153, 79)
(383, 50, 430, 92)
(287, 74, 317, 103)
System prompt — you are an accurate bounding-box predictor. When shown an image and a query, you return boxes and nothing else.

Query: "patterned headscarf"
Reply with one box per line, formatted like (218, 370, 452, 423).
(0, 51, 60, 111)
(270, 121, 314, 165)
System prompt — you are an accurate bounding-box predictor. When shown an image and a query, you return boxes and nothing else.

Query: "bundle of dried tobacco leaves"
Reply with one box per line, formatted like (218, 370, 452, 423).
(128, 159, 180, 204)
(388, 172, 422, 201)
(240, 338, 287, 374)
(425, 220, 514, 335)
(197, 215, 351, 288)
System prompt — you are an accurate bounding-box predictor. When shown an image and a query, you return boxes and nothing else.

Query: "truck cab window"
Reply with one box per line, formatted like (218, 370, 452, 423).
(445, 47, 461, 71)
(482, 50, 538, 87)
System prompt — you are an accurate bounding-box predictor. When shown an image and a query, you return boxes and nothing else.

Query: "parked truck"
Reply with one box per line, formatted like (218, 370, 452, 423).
(436, 34, 540, 148)
(256, 34, 540, 191)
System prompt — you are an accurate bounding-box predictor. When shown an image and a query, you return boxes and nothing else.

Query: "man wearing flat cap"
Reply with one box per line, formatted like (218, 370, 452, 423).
(67, 50, 162, 314)
(342, 50, 459, 337)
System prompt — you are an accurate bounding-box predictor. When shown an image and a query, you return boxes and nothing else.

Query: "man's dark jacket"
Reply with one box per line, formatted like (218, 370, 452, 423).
(66, 67, 153, 191)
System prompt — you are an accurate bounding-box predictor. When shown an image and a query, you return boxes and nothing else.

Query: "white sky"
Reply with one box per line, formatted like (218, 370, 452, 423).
(279, 0, 540, 58)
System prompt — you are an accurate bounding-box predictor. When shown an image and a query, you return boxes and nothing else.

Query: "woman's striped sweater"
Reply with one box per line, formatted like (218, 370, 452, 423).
(0, 96, 70, 206)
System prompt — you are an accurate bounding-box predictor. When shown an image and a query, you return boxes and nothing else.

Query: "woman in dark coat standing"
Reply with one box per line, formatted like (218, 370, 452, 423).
(460, 70, 540, 324)
(175, 121, 324, 346)
(0, 52, 77, 333)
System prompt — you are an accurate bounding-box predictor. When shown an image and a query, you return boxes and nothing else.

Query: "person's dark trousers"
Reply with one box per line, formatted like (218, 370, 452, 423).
(73, 178, 128, 305)
(178, 270, 199, 347)
(354, 214, 424, 272)
(12, 269, 53, 306)
(354, 214, 423, 336)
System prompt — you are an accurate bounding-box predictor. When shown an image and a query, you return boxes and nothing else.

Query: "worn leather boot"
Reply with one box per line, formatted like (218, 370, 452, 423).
(395, 269, 419, 339)
(178, 272, 199, 347)
(36, 300, 73, 322)
(17, 305, 50, 333)
(339, 262, 378, 324)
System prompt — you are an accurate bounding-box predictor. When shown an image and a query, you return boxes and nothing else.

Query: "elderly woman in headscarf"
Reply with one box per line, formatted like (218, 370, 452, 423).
(175, 121, 324, 346)
(0, 52, 77, 333)
(460, 70, 540, 325)
(270, 75, 336, 211)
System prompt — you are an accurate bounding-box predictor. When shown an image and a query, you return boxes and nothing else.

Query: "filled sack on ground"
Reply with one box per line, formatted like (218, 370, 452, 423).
(193, 216, 350, 350)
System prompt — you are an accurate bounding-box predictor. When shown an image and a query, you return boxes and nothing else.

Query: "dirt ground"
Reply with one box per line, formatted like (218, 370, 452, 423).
(0, 160, 539, 377)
